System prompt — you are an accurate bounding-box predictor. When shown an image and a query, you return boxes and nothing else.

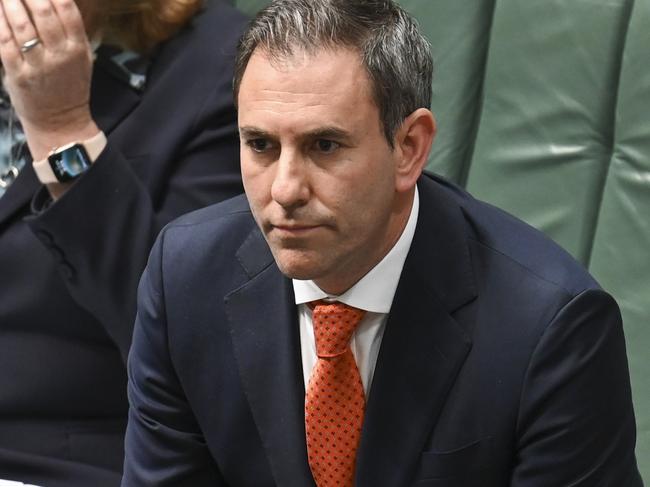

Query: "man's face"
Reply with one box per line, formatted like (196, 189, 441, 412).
(238, 48, 409, 295)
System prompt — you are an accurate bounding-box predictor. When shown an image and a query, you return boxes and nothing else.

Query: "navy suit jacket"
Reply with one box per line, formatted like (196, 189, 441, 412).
(0, 1, 247, 485)
(123, 173, 642, 486)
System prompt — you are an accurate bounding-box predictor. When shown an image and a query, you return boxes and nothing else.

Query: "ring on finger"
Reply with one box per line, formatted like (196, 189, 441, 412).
(20, 37, 41, 53)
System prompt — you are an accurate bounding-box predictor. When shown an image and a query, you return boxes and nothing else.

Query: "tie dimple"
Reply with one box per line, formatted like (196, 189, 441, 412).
(305, 301, 366, 487)
(313, 301, 364, 357)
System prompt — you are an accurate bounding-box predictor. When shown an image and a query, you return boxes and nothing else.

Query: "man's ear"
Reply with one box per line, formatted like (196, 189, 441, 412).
(393, 108, 436, 193)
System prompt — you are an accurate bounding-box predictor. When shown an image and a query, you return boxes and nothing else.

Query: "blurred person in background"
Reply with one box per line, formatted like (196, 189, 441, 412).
(0, 0, 246, 485)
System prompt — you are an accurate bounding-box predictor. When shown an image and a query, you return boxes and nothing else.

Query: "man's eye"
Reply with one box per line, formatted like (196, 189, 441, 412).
(248, 139, 272, 152)
(314, 139, 340, 153)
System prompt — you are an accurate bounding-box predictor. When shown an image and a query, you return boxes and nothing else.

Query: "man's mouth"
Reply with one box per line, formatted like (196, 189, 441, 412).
(271, 223, 323, 235)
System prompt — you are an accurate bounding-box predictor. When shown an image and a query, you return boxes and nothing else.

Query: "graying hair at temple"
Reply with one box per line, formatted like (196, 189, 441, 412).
(232, 0, 433, 147)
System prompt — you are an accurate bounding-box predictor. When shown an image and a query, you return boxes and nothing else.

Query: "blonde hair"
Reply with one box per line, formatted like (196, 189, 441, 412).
(100, 0, 203, 53)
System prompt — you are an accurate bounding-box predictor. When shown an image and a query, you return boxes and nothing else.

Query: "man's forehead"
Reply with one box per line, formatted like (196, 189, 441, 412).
(239, 46, 370, 97)
(237, 46, 383, 138)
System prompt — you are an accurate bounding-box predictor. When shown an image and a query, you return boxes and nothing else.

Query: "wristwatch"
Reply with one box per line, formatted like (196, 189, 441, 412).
(33, 131, 107, 184)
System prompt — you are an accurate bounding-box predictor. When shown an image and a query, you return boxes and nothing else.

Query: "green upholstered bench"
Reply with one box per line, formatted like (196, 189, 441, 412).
(231, 0, 650, 481)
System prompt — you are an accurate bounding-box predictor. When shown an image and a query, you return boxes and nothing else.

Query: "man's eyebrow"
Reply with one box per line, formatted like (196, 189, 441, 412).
(304, 127, 353, 141)
(239, 127, 271, 139)
(239, 126, 353, 141)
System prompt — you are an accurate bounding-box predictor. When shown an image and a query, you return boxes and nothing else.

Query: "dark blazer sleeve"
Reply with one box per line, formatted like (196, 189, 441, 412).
(511, 289, 642, 486)
(121, 231, 227, 486)
(25, 1, 247, 363)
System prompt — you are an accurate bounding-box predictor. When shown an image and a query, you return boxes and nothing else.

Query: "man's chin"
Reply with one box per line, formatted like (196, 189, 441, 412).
(270, 247, 358, 296)
(271, 248, 326, 281)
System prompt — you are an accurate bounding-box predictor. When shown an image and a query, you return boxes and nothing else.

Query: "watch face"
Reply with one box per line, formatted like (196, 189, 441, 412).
(48, 144, 92, 182)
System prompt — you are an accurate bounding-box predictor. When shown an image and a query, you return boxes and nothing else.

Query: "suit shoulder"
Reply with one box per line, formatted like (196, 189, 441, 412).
(152, 194, 260, 291)
(158, 194, 255, 257)
(420, 174, 599, 296)
(164, 193, 252, 232)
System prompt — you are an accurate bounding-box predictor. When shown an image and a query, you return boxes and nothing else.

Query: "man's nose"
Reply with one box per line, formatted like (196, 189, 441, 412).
(271, 151, 310, 209)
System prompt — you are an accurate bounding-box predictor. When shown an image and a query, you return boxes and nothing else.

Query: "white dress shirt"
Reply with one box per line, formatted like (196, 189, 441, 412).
(293, 188, 420, 397)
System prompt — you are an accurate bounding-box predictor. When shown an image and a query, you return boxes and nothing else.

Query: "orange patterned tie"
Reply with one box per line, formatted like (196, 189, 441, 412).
(305, 301, 366, 487)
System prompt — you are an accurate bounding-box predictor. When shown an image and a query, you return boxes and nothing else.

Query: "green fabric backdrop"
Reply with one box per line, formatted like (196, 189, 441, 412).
(232, 0, 650, 481)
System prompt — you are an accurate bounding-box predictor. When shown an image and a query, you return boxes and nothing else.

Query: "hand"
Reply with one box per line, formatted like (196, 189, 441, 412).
(0, 0, 99, 161)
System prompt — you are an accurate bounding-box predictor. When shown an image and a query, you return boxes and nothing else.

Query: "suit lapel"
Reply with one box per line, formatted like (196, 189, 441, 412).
(225, 229, 316, 487)
(91, 47, 143, 134)
(356, 176, 477, 487)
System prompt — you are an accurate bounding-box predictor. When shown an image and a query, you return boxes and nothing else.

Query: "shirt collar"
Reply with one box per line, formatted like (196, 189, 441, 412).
(293, 187, 420, 313)
(96, 43, 150, 92)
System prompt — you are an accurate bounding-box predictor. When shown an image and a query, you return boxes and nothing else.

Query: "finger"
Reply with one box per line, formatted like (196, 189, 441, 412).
(0, 2, 22, 69)
(1, 0, 41, 49)
(22, 0, 66, 47)
(50, 0, 86, 44)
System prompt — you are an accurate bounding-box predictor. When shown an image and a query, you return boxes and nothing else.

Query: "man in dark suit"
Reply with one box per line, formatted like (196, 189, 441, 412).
(0, 0, 246, 485)
(123, 0, 643, 485)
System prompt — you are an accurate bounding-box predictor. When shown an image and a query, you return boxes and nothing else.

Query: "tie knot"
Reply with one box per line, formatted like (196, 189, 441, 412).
(311, 301, 366, 357)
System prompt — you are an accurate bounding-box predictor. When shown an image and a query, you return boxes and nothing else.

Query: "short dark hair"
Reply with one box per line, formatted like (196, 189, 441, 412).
(233, 0, 433, 146)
